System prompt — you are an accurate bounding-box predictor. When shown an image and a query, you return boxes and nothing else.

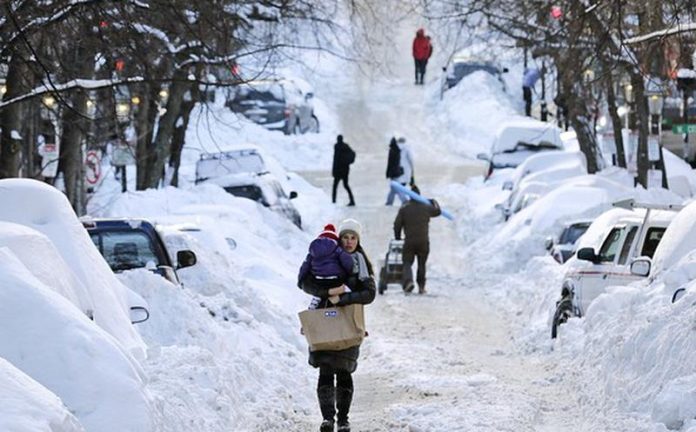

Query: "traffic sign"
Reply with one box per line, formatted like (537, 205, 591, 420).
(85, 150, 102, 185)
(672, 124, 696, 134)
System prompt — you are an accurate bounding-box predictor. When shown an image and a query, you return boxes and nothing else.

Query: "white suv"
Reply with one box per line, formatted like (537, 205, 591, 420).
(551, 200, 680, 338)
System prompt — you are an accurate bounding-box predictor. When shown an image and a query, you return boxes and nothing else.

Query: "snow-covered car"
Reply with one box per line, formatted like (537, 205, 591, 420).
(201, 172, 302, 229)
(442, 57, 507, 92)
(545, 219, 592, 264)
(551, 202, 679, 338)
(478, 118, 564, 181)
(82, 218, 197, 287)
(225, 78, 319, 135)
(501, 150, 587, 192)
(195, 148, 267, 183)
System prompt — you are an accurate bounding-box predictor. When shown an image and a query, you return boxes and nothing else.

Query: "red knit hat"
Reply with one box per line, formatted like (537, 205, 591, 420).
(318, 223, 339, 241)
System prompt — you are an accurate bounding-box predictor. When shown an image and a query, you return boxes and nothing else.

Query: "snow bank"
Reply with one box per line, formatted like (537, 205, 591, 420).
(0, 248, 152, 432)
(429, 71, 518, 157)
(0, 357, 84, 432)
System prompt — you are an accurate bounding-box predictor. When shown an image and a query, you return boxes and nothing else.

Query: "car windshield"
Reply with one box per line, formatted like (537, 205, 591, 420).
(89, 230, 163, 271)
(224, 184, 266, 205)
(453, 63, 497, 79)
(235, 85, 283, 102)
(559, 223, 590, 245)
(196, 151, 266, 182)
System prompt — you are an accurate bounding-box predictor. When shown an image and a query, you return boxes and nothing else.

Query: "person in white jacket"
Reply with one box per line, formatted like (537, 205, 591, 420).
(385, 136, 414, 205)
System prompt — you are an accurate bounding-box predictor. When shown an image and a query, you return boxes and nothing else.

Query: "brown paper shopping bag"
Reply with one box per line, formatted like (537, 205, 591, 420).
(298, 304, 365, 352)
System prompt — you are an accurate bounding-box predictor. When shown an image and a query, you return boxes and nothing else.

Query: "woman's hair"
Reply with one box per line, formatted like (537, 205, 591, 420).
(355, 242, 374, 276)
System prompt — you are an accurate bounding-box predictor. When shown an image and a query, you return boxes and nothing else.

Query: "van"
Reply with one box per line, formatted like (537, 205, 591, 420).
(551, 200, 681, 338)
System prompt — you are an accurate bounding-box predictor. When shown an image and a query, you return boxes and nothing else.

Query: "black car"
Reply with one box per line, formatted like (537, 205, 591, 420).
(82, 218, 197, 286)
(443, 59, 507, 91)
(226, 78, 319, 135)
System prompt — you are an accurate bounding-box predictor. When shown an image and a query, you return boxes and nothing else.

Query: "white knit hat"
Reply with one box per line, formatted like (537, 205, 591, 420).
(338, 218, 362, 239)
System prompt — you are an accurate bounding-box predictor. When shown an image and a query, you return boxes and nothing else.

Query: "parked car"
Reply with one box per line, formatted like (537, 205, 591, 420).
(200, 172, 302, 229)
(195, 148, 268, 183)
(551, 201, 680, 338)
(225, 78, 319, 135)
(442, 57, 508, 92)
(478, 119, 563, 181)
(545, 220, 592, 264)
(82, 218, 197, 287)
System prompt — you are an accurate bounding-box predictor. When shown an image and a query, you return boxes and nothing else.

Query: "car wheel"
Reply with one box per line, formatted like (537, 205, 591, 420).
(308, 115, 320, 133)
(378, 267, 387, 294)
(551, 297, 573, 339)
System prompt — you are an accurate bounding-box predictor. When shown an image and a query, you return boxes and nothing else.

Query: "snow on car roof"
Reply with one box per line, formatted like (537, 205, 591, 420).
(651, 200, 696, 275)
(492, 118, 563, 153)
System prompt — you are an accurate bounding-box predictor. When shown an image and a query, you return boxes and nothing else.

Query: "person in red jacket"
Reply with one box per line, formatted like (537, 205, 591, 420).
(412, 29, 432, 85)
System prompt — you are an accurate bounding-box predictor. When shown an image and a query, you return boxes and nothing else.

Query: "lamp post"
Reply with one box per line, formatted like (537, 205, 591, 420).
(624, 83, 634, 130)
(647, 92, 667, 188)
(677, 68, 696, 164)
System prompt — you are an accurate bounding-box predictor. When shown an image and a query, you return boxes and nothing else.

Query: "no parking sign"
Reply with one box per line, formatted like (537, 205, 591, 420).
(85, 150, 102, 185)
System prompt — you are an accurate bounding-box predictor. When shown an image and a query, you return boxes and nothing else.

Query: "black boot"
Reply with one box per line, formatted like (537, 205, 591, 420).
(318, 385, 335, 431)
(336, 386, 353, 431)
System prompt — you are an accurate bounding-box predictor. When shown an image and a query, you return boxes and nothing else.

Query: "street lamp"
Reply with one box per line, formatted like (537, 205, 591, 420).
(677, 68, 696, 163)
(647, 94, 664, 135)
(623, 82, 634, 130)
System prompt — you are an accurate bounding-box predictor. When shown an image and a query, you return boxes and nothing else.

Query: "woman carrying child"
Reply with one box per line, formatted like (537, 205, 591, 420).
(298, 218, 376, 432)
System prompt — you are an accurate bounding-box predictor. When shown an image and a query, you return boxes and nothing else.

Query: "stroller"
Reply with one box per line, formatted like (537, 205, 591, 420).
(378, 239, 404, 294)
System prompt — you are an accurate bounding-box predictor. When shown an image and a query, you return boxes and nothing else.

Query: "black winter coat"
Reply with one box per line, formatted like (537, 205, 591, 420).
(332, 141, 355, 178)
(386, 140, 402, 179)
(299, 252, 375, 373)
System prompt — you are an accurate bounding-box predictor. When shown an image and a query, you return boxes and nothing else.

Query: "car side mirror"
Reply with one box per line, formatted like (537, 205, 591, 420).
(672, 287, 686, 303)
(544, 237, 554, 251)
(289, 191, 298, 199)
(630, 257, 651, 277)
(305, 92, 314, 100)
(476, 153, 490, 161)
(502, 180, 513, 191)
(177, 250, 197, 269)
(130, 306, 150, 324)
(576, 247, 598, 263)
(502, 67, 509, 73)
(226, 238, 237, 250)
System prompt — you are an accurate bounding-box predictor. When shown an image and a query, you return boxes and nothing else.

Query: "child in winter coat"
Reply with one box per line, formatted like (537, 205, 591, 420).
(298, 224, 354, 308)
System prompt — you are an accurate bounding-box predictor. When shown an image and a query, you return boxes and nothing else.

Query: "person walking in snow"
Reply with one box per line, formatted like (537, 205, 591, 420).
(393, 185, 441, 294)
(412, 28, 433, 85)
(522, 66, 541, 117)
(332, 135, 356, 206)
(299, 219, 376, 432)
(385, 135, 414, 205)
(298, 223, 355, 308)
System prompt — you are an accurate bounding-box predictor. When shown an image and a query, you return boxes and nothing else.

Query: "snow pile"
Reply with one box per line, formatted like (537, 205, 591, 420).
(0, 357, 84, 432)
(429, 71, 518, 157)
(0, 248, 152, 431)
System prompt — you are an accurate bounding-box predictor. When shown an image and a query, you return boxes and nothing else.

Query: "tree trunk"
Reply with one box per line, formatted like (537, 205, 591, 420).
(143, 69, 189, 188)
(604, 69, 626, 168)
(169, 90, 196, 187)
(135, 83, 159, 190)
(59, 91, 88, 214)
(0, 53, 30, 178)
(632, 73, 650, 188)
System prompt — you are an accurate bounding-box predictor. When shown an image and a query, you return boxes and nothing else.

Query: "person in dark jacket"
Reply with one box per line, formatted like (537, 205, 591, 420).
(412, 28, 433, 85)
(299, 218, 376, 432)
(332, 135, 356, 206)
(393, 185, 441, 294)
(385, 137, 403, 205)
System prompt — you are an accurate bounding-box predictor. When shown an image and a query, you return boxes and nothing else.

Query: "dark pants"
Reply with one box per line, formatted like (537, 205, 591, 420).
(414, 59, 428, 84)
(402, 239, 430, 289)
(523, 86, 532, 117)
(318, 365, 354, 423)
(333, 174, 355, 205)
